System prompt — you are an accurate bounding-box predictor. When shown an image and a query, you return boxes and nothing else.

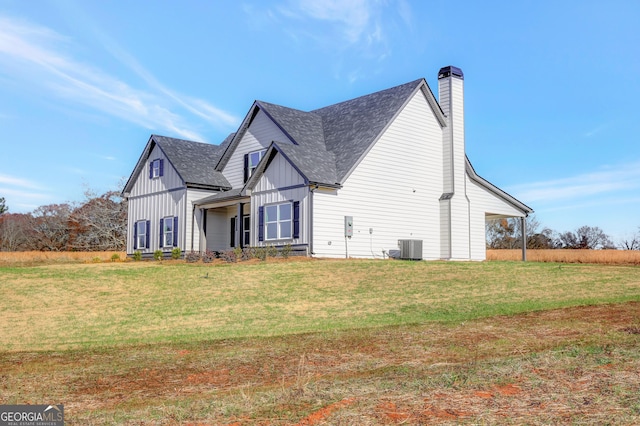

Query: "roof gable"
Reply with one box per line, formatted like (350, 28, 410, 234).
(216, 78, 447, 189)
(313, 79, 438, 182)
(123, 134, 232, 194)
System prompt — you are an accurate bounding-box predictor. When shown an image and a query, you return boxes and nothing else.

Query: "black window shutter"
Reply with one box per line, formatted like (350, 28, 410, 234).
(145, 220, 150, 249)
(258, 206, 264, 242)
(293, 201, 300, 239)
(243, 154, 249, 183)
(230, 217, 236, 247)
(173, 217, 178, 247)
(133, 222, 138, 249)
(159, 159, 164, 177)
(149, 162, 153, 179)
(159, 218, 164, 248)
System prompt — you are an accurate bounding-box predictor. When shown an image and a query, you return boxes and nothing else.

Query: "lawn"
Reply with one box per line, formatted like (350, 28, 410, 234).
(1, 258, 639, 424)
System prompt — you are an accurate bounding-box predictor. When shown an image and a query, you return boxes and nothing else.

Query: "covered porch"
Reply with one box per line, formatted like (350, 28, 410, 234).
(194, 190, 251, 253)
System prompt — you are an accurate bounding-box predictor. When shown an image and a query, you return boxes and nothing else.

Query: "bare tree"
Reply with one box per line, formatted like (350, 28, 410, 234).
(29, 204, 72, 251)
(620, 227, 640, 250)
(557, 226, 615, 249)
(68, 190, 127, 251)
(0, 213, 31, 251)
(486, 215, 550, 249)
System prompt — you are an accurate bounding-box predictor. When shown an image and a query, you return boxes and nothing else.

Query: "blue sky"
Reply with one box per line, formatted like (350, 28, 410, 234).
(0, 0, 639, 243)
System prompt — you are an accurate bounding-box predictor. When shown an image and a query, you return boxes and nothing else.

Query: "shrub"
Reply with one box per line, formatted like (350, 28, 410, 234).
(92, 256, 102, 263)
(281, 244, 292, 259)
(153, 250, 163, 261)
(185, 251, 201, 263)
(233, 246, 243, 261)
(266, 244, 278, 258)
(252, 246, 267, 261)
(133, 251, 142, 261)
(202, 250, 216, 263)
(241, 247, 253, 261)
(220, 249, 236, 263)
(110, 253, 120, 262)
(171, 247, 182, 260)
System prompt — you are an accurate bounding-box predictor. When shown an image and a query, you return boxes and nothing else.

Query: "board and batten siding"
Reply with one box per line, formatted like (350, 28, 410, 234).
(466, 176, 527, 260)
(312, 90, 444, 259)
(126, 189, 187, 254)
(128, 145, 183, 198)
(126, 144, 189, 254)
(223, 109, 294, 189)
(251, 152, 309, 248)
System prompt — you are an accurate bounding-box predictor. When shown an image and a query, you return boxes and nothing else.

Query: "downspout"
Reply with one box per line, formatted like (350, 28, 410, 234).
(191, 203, 196, 252)
(309, 185, 315, 256)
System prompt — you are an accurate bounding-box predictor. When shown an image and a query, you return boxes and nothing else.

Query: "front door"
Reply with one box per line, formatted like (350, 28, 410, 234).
(231, 215, 251, 248)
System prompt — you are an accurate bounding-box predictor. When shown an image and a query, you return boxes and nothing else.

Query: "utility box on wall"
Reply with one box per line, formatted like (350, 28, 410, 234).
(344, 216, 353, 238)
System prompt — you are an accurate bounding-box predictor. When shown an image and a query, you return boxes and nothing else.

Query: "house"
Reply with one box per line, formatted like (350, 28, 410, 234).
(122, 66, 533, 260)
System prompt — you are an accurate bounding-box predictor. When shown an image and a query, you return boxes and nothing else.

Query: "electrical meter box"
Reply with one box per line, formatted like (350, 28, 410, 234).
(344, 216, 353, 238)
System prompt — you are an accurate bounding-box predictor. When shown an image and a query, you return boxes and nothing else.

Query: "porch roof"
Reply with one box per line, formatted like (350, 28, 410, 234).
(194, 188, 247, 208)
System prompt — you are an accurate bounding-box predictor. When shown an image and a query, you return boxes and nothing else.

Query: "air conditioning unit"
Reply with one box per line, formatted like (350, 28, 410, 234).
(398, 239, 423, 260)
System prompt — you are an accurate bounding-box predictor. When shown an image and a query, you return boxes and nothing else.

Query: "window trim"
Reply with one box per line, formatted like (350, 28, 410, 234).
(159, 216, 178, 249)
(134, 219, 150, 249)
(245, 149, 266, 181)
(150, 158, 163, 179)
(265, 201, 292, 241)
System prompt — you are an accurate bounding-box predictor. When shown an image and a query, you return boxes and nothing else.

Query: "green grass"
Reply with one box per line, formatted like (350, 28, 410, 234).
(1, 259, 639, 424)
(1, 259, 638, 352)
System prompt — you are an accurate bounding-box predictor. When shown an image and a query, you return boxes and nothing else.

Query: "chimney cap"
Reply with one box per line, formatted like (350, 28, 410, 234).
(438, 66, 464, 80)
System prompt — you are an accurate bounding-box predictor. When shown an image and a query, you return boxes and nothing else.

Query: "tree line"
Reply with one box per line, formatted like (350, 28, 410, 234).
(1, 194, 638, 252)
(487, 216, 640, 250)
(0, 191, 126, 252)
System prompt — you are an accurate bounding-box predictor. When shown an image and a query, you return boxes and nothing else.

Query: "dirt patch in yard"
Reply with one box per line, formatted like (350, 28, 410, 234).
(1, 302, 638, 424)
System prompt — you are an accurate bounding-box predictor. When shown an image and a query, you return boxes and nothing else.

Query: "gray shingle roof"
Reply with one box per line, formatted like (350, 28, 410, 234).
(275, 143, 338, 185)
(152, 135, 232, 189)
(312, 79, 423, 181)
(248, 79, 424, 186)
(128, 78, 430, 196)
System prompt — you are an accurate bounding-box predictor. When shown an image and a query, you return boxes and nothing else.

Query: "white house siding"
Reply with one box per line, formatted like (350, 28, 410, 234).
(126, 144, 188, 254)
(223, 110, 294, 189)
(466, 175, 526, 260)
(128, 145, 183, 197)
(205, 206, 243, 251)
(251, 153, 309, 248)
(126, 188, 187, 254)
(312, 90, 444, 259)
(186, 188, 218, 252)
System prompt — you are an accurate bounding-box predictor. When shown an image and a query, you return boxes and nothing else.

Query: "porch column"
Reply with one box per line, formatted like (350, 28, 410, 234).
(521, 216, 527, 262)
(201, 208, 207, 252)
(237, 203, 244, 249)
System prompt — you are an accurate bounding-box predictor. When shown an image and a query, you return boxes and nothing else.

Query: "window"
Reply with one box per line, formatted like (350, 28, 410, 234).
(244, 149, 266, 182)
(149, 159, 163, 179)
(243, 216, 251, 246)
(160, 217, 178, 248)
(265, 202, 292, 240)
(134, 220, 150, 249)
(258, 201, 299, 242)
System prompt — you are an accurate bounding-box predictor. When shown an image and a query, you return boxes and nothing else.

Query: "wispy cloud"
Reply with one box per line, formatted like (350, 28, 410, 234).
(506, 161, 640, 204)
(269, 0, 411, 79)
(584, 122, 608, 138)
(0, 174, 50, 212)
(0, 16, 238, 141)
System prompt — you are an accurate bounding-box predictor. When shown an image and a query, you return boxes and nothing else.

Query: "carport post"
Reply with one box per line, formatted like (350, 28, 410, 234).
(521, 216, 527, 261)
